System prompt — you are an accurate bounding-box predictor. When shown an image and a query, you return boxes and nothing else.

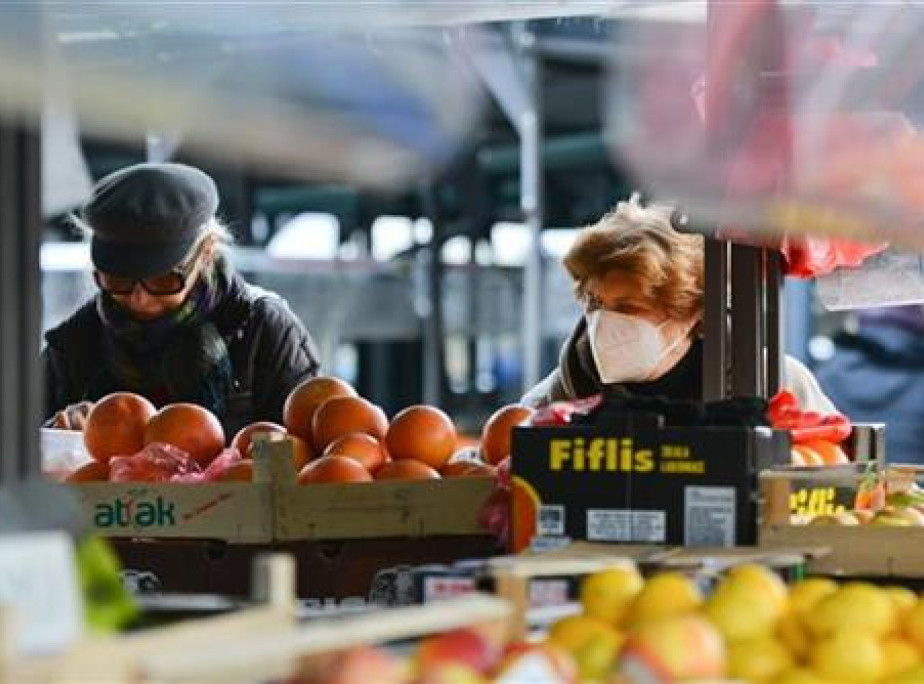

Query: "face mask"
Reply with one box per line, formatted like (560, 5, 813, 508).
(586, 310, 690, 384)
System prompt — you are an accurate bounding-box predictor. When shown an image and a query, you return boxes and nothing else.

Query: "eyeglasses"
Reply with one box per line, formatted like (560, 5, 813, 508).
(94, 259, 197, 296)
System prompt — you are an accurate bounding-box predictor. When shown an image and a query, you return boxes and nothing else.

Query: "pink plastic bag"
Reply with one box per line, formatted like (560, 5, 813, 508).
(191, 448, 244, 483)
(109, 442, 201, 483)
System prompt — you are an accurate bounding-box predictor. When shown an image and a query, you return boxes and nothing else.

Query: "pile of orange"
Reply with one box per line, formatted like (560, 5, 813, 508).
(67, 392, 228, 483)
(283, 376, 501, 485)
(790, 439, 849, 467)
(63, 377, 536, 486)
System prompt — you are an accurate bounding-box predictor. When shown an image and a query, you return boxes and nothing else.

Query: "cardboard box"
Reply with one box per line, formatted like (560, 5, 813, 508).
(511, 423, 788, 550)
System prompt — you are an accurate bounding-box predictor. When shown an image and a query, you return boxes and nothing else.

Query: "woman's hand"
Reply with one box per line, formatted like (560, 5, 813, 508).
(50, 401, 94, 431)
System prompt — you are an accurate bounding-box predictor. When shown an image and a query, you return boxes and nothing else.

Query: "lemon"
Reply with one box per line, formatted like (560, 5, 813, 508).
(623, 572, 702, 627)
(774, 667, 830, 684)
(893, 664, 924, 683)
(704, 581, 784, 642)
(787, 578, 838, 620)
(777, 612, 811, 663)
(724, 564, 788, 611)
(548, 614, 624, 680)
(881, 637, 921, 679)
(809, 632, 883, 682)
(886, 586, 918, 622)
(726, 636, 793, 681)
(579, 566, 643, 626)
(805, 583, 895, 639)
(904, 599, 924, 650)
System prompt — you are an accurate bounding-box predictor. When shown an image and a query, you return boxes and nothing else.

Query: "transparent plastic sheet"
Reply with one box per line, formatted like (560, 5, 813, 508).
(605, 1, 924, 265)
(0, 3, 489, 188)
(817, 247, 924, 311)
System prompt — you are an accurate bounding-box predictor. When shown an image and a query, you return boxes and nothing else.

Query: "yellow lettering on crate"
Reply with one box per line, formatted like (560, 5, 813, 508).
(548, 438, 659, 473)
(789, 487, 846, 516)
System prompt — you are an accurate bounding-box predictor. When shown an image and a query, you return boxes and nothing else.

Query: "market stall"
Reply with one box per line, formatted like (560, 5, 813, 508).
(8, 1, 924, 683)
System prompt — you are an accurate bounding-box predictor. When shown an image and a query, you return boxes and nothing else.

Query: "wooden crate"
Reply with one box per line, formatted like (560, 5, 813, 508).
(273, 477, 495, 541)
(70, 482, 275, 543)
(759, 466, 924, 578)
(68, 441, 497, 543)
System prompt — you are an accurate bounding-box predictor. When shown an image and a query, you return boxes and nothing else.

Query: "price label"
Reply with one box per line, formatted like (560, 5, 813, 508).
(0, 532, 82, 656)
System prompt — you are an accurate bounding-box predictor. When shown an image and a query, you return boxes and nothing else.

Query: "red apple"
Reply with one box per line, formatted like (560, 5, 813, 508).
(616, 614, 726, 682)
(416, 663, 489, 683)
(417, 628, 501, 675)
(297, 646, 407, 684)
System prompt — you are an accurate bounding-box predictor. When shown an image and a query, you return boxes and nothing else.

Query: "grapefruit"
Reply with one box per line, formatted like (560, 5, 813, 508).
(323, 433, 389, 474)
(480, 404, 534, 465)
(143, 403, 225, 465)
(282, 376, 356, 443)
(386, 405, 456, 469)
(65, 460, 110, 483)
(375, 460, 441, 481)
(83, 392, 156, 462)
(510, 476, 540, 553)
(230, 421, 287, 457)
(440, 461, 496, 478)
(297, 455, 372, 484)
(312, 396, 388, 453)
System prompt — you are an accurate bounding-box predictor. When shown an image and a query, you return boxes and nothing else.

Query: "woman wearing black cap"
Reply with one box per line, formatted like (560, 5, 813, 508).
(44, 162, 320, 435)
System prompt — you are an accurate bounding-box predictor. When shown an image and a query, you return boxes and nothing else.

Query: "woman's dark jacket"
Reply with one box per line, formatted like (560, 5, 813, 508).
(42, 271, 320, 436)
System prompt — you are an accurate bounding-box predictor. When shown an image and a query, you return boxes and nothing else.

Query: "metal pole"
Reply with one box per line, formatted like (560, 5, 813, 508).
(515, 26, 544, 392)
(730, 244, 765, 397)
(702, 239, 728, 400)
(0, 116, 43, 483)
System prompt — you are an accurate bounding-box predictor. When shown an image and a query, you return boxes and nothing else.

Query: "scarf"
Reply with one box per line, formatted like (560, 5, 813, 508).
(96, 261, 234, 418)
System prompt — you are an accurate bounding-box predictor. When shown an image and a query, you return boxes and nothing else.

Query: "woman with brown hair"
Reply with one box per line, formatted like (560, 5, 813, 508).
(523, 196, 835, 411)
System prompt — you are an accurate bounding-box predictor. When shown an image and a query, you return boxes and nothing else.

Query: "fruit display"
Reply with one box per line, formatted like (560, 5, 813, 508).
(543, 563, 924, 682)
(788, 466, 924, 527)
(58, 380, 525, 487)
(768, 390, 853, 468)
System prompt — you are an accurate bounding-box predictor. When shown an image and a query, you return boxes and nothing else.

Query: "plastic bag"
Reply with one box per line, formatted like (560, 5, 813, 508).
(109, 442, 201, 483)
(780, 234, 887, 279)
(768, 390, 851, 444)
(184, 448, 244, 483)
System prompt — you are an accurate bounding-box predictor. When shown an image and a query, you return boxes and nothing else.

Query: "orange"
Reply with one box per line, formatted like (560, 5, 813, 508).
(792, 444, 824, 467)
(480, 404, 535, 465)
(375, 460, 441, 481)
(440, 461, 496, 478)
(218, 460, 253, 482)
(230, 421, 287, 457)
(143, 403, 225, 465)
(323, 433, 389, 474)
(386, 405, 457, 469)
(297, 455, 372, 484)
(510, 476, 540, 552)
(83, 392, 156, 462)
(312, 396, 389, 453)
(282, 376, 356, 443)
(65, 460, 110, 483)
(802, 439, 849, 466)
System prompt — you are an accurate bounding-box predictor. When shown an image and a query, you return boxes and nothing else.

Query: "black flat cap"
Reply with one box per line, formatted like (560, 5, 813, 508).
(83, 162, 219, 278)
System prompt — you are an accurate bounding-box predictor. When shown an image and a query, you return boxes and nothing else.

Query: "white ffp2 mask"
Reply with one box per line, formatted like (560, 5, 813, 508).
(586, 310, 689, 384)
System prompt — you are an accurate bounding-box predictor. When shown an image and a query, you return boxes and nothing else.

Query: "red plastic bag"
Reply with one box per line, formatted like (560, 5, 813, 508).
(109, 442, 201, 483)
(191, 448, 244, 483)
(529, 395, 603, 427)
(780, 234, 887, 279)
(768, 390, 852, 444)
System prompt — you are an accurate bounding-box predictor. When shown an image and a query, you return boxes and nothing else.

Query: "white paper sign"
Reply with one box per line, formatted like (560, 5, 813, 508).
(0, 531, 82, 656)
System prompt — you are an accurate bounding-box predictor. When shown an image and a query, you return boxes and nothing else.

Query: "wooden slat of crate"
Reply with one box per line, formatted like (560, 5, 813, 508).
(72, 482, 274, 543)
(760, 525, 924, 578)
(273, 477, 496, 541)
(139, 594, 512, 682)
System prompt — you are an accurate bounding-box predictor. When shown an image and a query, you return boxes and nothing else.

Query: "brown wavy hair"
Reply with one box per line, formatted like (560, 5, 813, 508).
(563, 196, 704, 324)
